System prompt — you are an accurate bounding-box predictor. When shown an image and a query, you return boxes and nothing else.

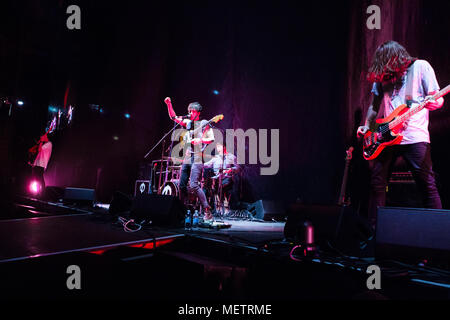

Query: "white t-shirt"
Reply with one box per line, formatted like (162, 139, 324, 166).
(33, 141, 52, 169)
(204, 153, 238, 174)
(371, 60, 440, 144)
(183, 119, 214, 162)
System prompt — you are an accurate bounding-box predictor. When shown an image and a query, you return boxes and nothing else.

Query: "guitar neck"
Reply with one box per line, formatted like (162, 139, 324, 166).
(390, 84, 450, 129)
(190, 118, 214, 135)
(338, 161, 351, 205)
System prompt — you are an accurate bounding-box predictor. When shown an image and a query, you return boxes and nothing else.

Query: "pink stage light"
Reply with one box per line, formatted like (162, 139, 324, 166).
(29, 181, 40, 194)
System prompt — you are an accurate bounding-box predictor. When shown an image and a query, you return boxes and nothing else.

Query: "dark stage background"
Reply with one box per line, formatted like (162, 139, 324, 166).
(1, 1, 450, 214)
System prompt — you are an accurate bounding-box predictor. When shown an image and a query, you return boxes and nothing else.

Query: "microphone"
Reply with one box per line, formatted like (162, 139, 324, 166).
(181, 114, 191, 119)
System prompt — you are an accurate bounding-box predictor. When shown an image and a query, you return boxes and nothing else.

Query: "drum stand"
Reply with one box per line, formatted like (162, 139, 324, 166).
(144, 121, 181, 161)
(144, 121, 181, 194)
(214, 170, 231, 219)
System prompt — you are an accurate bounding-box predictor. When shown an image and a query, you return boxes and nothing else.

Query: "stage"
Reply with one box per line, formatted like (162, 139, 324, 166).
(0, 197, 448, 301)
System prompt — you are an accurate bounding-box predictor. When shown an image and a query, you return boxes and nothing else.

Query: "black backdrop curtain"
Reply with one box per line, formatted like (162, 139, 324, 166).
(1, 0, 450, 210)
(345, 0, 450, 211)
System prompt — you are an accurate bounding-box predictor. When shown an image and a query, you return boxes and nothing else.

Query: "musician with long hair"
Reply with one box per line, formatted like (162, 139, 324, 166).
(357, 41, 444, 227)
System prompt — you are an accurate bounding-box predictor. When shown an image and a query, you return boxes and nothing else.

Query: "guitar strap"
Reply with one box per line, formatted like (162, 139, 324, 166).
(185, 120, 210, 155)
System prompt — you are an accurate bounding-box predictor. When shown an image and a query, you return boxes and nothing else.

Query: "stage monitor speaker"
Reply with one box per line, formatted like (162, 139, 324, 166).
(109, 191, 132, 215)
(131, 194, 185, 227)
(63, 187, 95, 205)
(284, 204, 373, 256)
(134, 180, 152, 197)
(43, 186, 65, 202)
(248, 200, 285, 221)
(376, 207, 450, 266)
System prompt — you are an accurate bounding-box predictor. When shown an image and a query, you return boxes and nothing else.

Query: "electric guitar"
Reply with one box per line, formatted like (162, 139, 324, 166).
(181, 114, 224, 151)
(338, 146, 353, 206)
(362, 84, 450, 160)
(28, 117, 57, 165)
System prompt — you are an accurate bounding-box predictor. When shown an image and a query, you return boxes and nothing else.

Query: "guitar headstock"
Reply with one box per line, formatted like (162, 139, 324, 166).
(211, 114, 224, 123)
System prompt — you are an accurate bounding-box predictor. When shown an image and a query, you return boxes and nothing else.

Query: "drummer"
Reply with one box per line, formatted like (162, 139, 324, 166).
(203, 143, 241, 210)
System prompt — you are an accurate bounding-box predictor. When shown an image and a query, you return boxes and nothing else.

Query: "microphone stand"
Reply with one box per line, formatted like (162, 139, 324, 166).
(144, 121, 181, 159)
(144, 121, 181, 194)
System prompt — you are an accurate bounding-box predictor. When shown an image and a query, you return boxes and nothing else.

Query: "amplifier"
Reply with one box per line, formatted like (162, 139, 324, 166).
(63, 187, 95, 205)
(134, 180, 152, 197)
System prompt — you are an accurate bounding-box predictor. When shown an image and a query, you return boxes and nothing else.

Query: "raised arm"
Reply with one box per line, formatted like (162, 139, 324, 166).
(164, 97, 186, 127)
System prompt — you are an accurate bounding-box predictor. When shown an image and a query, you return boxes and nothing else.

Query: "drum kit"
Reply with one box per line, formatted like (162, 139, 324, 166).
(143, 120, 233, 216)
(151, 156, 181, 196)
(150, 156, 233, 215)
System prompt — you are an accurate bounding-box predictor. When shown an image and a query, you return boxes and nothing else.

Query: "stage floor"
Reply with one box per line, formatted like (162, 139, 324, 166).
(0, 213, 184, 263)
(182, 219, 286, 250)
(0, 197, 448, 300)
(0, 197, 285, 264)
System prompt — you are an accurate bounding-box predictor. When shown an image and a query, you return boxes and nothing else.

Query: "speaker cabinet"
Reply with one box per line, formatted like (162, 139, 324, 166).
(63, 187, 95, 205)
(131, 194, 186, 227)
(376, 206, 450, 266)
(43, 186, 65, 202)
(109, 191, 133, 215)
(386, 172, 422, 208)
(248, 200, 285, 221)
(134, 180, 152, 197)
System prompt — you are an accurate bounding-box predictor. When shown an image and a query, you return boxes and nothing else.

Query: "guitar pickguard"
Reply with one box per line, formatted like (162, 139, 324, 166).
(363, 123, 398, 159)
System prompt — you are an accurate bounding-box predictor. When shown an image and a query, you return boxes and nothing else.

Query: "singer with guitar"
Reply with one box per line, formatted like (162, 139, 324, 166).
(164, 97, 215, 221)
(356, 41, 444, 227)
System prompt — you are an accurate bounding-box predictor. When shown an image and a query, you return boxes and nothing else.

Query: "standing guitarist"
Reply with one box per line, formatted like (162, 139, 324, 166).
(164, 97, 215, 221)
(30, 133, 52, 195)
(356, 41, 444, 227)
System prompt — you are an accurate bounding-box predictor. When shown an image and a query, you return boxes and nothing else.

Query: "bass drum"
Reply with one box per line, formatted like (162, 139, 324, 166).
(160, 180, 179, 197)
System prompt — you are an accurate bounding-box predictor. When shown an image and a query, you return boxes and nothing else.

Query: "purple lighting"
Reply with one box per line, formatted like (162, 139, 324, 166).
(29, 181, 40, 194)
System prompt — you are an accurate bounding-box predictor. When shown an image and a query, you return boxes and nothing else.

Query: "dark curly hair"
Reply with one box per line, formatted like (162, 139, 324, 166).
(188, 102, 203, 112)
(367, 41, 416, 83)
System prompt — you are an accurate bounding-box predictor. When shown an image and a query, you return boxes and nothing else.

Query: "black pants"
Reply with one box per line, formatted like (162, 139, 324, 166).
(32, 166, 46, 193)
(179, 162, 210, 210)
(222, 175, 241, 210)
(368, 142, 441, 223)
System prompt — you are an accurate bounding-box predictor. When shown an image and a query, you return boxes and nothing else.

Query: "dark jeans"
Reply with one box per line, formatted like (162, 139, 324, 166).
(368, 142, 441, 223)
(203, 168, 241, 210)
(222, 175, 241, 210)
(179, 162, 210, 210)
